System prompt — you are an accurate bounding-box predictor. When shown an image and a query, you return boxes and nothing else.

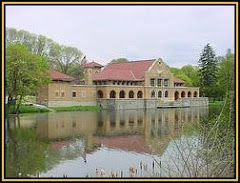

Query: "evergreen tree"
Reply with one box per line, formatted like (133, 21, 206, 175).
(198, 43, 218, 97)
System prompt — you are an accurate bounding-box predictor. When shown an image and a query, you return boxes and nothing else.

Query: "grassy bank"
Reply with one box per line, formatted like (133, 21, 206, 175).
(8, 105, 50, 114)
(50, 105, 102, 112)
(208, 100, 224, 107)
(7, 105, 102, 114)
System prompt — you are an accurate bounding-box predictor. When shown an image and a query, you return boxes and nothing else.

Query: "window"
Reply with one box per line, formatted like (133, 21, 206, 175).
(151, 91, 155, 98)
(72, 91, 76, 97)
(93, 91, 96, 97)
(97, 90, 103, 98)
(82, 91, 86, 98)
(137, 91, 143, 98)
(157, 79, 162, 87)
(165, 91, 168, 98)
(158, 91, 162, 98)
(150, 78, 155, 86)
(61, 92, 65, 97)
(164, 79, 169, 87)
(129, 91, 134, 98)
(119, 90, 125, 98)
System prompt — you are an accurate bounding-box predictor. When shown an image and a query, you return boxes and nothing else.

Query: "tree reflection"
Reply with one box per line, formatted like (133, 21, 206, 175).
(6, 116, 49, 177)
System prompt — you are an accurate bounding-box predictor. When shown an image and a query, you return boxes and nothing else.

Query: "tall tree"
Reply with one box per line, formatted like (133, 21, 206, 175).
(198, 43, 218, 97)
(6, 43, 50, 114)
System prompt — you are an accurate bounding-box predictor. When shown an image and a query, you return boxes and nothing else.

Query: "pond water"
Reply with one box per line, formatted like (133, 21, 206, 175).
(5, 107, 211, 178)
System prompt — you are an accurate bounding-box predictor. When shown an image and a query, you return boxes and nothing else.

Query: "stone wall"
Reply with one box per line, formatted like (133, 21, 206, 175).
(97, 97, 208, 109)
(46, 101, 97, 107)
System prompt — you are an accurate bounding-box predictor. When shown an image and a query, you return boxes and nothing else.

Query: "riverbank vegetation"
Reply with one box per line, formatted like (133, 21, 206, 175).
(7, 104, 102, 114)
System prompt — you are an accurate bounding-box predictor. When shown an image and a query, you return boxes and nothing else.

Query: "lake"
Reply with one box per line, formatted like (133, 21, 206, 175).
(6, 107, 213, 178)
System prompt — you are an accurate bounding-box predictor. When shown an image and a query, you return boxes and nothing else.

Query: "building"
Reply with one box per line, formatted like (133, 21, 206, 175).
(36, 58, 208, 109)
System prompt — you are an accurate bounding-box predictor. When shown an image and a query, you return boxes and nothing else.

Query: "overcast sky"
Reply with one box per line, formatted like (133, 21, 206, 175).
(5, 5, 235, 68)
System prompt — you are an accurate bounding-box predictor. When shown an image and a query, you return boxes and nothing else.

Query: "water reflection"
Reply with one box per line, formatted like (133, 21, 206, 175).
(6, 107, 208, 178)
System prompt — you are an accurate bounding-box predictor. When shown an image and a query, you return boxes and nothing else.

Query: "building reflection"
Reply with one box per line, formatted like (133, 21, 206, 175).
(33, 107, 208, 155)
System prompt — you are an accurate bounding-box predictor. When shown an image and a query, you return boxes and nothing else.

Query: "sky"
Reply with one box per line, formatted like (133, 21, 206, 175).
(5, 5, 235, 68)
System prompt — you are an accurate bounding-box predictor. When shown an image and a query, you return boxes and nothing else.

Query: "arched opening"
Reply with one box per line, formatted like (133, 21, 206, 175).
(181, 91, 185, 98)
(194, 91, 198, 97)
(129, 91, 134, 98)
(165, 91, 168, 98)
(158, 91, 162, 98)
(97, 90, 103, 98)
(151, 91, 155, 98)
(175, 91, 179, 100)
(188, 91, 192, 97)
(119, 90, 125, 98)
(110, 90, 116, 98)
(137, 91, 143, 98)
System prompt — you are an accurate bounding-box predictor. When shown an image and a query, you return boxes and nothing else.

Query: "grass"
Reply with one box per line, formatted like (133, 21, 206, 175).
(7, 105, 102, 114)
(50, 105, 102, 112)
(208, 100, 224, 107)
(8, 105, 50, 114)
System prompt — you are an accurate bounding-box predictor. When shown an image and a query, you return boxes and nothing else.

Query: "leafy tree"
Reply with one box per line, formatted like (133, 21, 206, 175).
(169, 67, 193, 86)
(218, 51, 235, 96)
(181, 65, 199, 86)
(6, 27, 83, 74)
(110, 57, 128, 64)
(198, 43, 218, 97)
(68, 63, 85, 80)
(6, 43, 50, 114)
(6, 27, 54, 57)
(49, 44, 82, 74)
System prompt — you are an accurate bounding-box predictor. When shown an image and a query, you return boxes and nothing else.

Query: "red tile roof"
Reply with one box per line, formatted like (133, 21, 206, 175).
(93, 59, 156, 81)
(174, 78, 184, 83)
(82, 61, 103, 68)
(49, 69, 75, 81)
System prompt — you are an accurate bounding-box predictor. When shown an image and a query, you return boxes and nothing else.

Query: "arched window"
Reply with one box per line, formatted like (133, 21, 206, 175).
(188, 91, 192, 97)
(194, 91, 198, 97)
(110, 90, 116, 98)
(119, 90, 125, 98)
(175, 91, 179, 100)
(165, 91, 168, 98)
(181, 91, 185, 98)
(158, 91, 162, 98)
(97, 90, 103, 98)
(137, 91, 143, 98)
(151, 91, 155, 98)
(129, 91, 134, 98)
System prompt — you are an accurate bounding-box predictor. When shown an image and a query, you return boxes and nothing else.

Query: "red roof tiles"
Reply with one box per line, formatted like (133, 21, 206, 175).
(82, 61, 103, 68)
(93, 59, 156, 81)
(49, 69, 75, 81)
(174, 78, 184, 83)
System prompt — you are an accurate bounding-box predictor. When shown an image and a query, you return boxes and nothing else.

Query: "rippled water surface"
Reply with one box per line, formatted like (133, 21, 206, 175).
(6, 107, 209, 178)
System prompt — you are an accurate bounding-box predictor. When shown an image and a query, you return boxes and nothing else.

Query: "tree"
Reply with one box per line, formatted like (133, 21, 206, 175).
(68, 63, 85, 80)
(49, 44, 82, 74)
(218, 50, 235, 96)
(6, 43, 50, 114)
(181, 65, 199, 86)
(169, 67, 193, 86)
(198, 43, 218, 97)
(6, 27, 83, 73)
(110, 57, 128, 64)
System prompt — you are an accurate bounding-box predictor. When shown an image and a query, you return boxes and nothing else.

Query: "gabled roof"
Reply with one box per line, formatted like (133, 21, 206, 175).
(93, 59, 156, 81)
(49, 69, 75, 81)
(174, 77, 184, 83)
(82, 61, 103, 68)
